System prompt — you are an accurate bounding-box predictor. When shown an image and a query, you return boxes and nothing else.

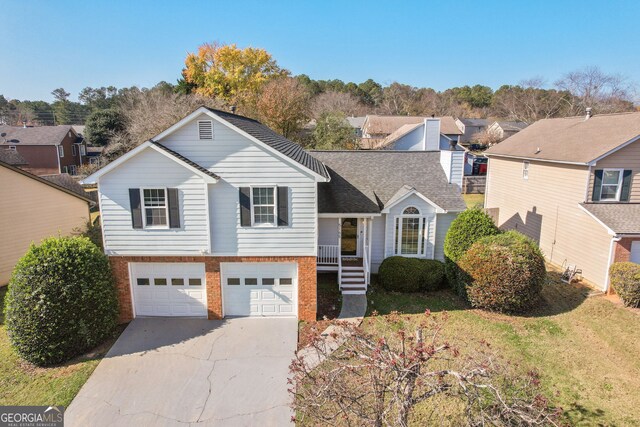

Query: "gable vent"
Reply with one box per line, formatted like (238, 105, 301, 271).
(198, 120, 213, 140)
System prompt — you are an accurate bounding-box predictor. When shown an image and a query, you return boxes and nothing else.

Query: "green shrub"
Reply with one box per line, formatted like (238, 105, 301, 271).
(609, 262, 640, 308)
(443, 209, 500, 297)
(458, 231, 546, 313)
(5, 236, 118, 366)
(378, 257, 445, 292)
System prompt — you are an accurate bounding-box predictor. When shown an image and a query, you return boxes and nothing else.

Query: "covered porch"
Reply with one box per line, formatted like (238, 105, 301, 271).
(317, 216, 374, 294)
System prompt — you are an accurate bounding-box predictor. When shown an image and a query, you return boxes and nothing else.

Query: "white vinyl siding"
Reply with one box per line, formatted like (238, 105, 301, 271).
(99, 148, 209, 255)
(160, 113, 317, 256)
(434, 213, 457, 262)
(370, 216, 386, 273)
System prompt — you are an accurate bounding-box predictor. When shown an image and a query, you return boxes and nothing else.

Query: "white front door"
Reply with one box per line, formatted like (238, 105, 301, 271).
(130, 263, 207, 317)
(221, 262, 297, 317)
(631, 241, 640, 264)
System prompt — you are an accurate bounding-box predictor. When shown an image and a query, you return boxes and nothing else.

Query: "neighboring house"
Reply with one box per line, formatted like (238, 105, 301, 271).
(83, 107, 465, 323)
(346, 116, 366, 138)
(455, 118, 489, 144)
(86, 146, 104, 165)
(0, 125, 88, 175)
(484, 111, 640, 292)
(0, 151, 92, 285)
(487, 121, 528, 140)
(359, 115, 462, 149)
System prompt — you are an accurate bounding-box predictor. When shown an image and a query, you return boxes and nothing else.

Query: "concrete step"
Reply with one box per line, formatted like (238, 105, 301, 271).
(341, 266, 364, 271)
(341, 271, 365, 277)
(341, 278, 366, 284)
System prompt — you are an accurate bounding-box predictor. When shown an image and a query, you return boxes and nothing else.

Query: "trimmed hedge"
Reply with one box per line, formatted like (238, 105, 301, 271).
(5, 237, 118, 366)
(609, 262, 640, 308)
(458, 231, 546, 313)
(378, 257, 445, 292)
(443, 208, 500, 297)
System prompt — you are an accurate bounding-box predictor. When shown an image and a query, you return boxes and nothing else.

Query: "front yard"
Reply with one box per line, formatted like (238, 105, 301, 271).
(305, 268, 640, 425)
(0, 287, 122, 407)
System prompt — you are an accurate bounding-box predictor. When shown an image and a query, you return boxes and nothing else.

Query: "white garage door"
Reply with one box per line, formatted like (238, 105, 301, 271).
(131, 263, 207, 317)
(631, 241, 640, 264)
(221, 262, 297, 317)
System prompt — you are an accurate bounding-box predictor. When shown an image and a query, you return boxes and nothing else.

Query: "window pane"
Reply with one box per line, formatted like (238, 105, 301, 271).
(280, 278, 293, 285)
(143, 189, 166, 207)
(227, 278, 240, 285)
(172, 278, 184, 286)
(189, 278, 202, 286)
(401, 217, 420, 254)
(602, 170, 620, 185)
(154, 278, 167, 286)
(601, 185, 618, 200)
(254, 206, 275, 224)
(403, 206, 419, 215)
(262, 278, 275, 285)
(421, 218, 427, 255)
(394, 218, 399, 254)
(137, 278, 150, 286)
(145, 208, 167, 226)
(245, 278, 258, 285)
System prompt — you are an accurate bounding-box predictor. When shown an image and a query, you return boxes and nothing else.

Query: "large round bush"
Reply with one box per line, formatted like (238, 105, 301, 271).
(457, 231, 546, 313)
(378, 257, 445, 292)
(443, 209, 500, 296)
(5, 236, 118, 366)
(609, 262, 640, 308)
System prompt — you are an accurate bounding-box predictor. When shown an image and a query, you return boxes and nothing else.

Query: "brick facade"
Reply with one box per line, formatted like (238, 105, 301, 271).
(109, 255, 317, 323)
(613, 238, 634, 263)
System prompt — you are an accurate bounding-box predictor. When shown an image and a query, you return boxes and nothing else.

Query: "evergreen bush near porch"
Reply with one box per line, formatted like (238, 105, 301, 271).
(378, 257, 445, 292)
(5, 236, 118, 366)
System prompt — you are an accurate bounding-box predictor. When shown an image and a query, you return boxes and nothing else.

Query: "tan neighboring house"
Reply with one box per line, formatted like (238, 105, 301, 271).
(359, 115, 462, 149)
(0, 150, 92, 285)
(485, 111, 640, 292)
(487, 121, 528, 140)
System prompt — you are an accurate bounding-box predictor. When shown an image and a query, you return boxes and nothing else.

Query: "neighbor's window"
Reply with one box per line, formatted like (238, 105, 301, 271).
(600, 169, 623, 201)
(522, 161, 530, 180)
(394, 206, 427, 257)
(80, 145, 86, 156)
(72, 145, 77, 156)
(57, 145, 64, 157)
(142, 188, 168, 227)
(252, 187, 276, 225)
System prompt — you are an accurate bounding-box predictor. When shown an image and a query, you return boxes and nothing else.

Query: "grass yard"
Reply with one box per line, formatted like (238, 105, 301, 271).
(0, 286, 123, 407)
(298, 273, 342, 349)
(365, 269, 640, 425)
(462, 193, 485, 208)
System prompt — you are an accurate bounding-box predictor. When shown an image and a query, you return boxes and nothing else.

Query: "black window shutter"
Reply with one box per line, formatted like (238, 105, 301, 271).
(621, 169, 633, 202)
(592, 170, 603, 201)
(168, 188, 180, 228)
(239, 187, 251, 226)
(129, 189, 143, 229)
(277, 186, 289, 226)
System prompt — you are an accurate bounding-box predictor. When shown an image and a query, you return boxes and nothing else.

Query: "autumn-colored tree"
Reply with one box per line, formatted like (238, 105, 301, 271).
(183, 42, 288, 106)
(255, 77, 310, 138)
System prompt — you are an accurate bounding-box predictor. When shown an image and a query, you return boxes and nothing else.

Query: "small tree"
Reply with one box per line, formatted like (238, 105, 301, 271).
(256, 77, 310, 138)
(5, 237, 118, 366)
(311, 111, 355, 149)
(458, 231, 546, 313)
(291, 311, 559, 426)
(443, 209, 500, 297)
(85, 108, 126, 146)
(609, 262, 640, 308)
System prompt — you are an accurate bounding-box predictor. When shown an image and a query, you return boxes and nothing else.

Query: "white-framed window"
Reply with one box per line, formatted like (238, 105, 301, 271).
(251, 186, 276, 226)
(72, 144, 77, 156)
(394, 206, 428, 257)
(8, 146, 16, 151)
(522, 161, 529, 180)
(600, 168, 624, 201)
(80, 145, 86, 156)
(69, 165, 77, 176)
(57, 145, 64, 157)
(198, 120, 213, 140)
(61, 166, 68, 174)
(89, 157, 99, 165)
(142, 188, 169, 228)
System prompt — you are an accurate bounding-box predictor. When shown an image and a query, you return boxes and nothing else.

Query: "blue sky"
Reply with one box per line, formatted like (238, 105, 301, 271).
(1, 0, 639, 102)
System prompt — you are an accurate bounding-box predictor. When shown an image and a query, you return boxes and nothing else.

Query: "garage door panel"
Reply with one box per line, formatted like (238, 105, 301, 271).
(131, 263, 207, 318)
(222, 262, 297, 317)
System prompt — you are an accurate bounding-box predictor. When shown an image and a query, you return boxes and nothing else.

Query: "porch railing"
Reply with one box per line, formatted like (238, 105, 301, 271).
(363, 242, 370, 286)
(318, 245, 340, 265)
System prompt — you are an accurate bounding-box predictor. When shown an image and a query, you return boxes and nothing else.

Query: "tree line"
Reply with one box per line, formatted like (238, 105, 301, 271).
(1, 42, 637, 165)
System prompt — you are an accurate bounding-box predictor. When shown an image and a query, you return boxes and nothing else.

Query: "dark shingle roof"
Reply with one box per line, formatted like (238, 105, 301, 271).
(150, 141, 220, 180)
(41, 173, 89, 199)
(0, 125, 74, 145)
(581, 203, 640, 234)
(310, 151, 466, 214)
(459, 118, 489, 127)
(207, 108, 329, 179)
(0, 149, 27, 165)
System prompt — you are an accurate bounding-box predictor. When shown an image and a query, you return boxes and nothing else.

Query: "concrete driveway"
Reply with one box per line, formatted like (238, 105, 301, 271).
(65, 317, 298, 426)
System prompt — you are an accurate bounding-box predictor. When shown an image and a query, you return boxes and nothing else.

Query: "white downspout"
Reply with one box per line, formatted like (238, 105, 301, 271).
(604, 235, 621, 293)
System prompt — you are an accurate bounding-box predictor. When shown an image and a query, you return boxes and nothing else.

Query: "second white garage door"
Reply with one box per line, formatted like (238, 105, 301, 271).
(221, 262, 297, 317)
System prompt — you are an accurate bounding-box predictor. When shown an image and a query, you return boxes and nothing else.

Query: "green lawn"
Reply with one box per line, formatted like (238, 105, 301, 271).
(462, 193, 485, 208)
(0, 286, 122, 407)
(365, 270, 640, 426)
